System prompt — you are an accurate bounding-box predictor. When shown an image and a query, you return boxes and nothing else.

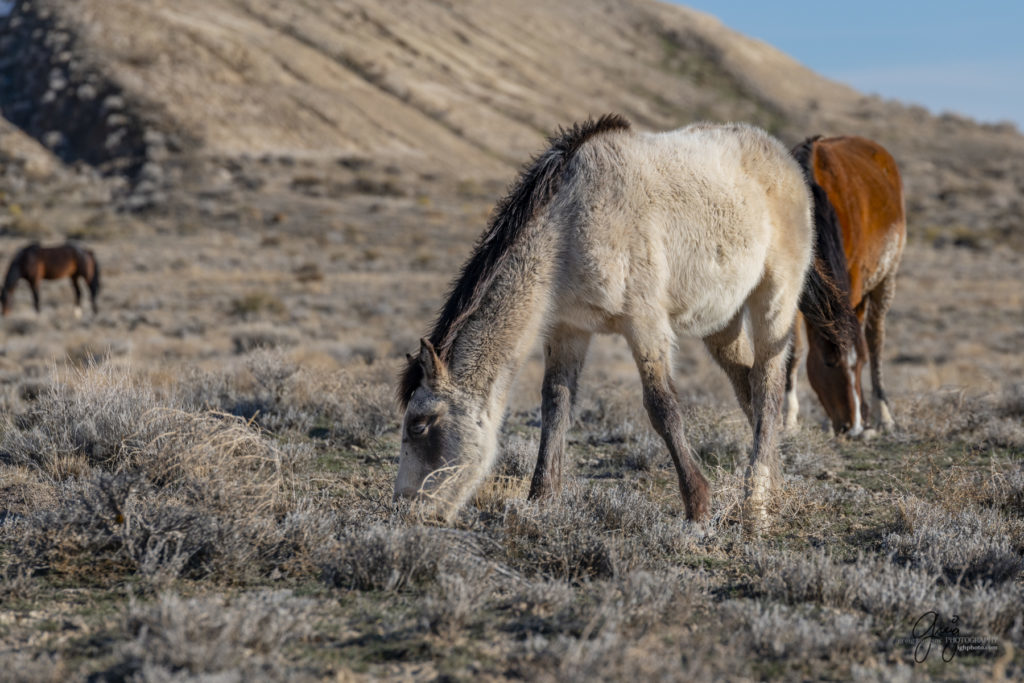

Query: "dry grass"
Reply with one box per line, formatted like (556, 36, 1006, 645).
(0, 230, 1020, 681)
(0, 332, 1021, 682)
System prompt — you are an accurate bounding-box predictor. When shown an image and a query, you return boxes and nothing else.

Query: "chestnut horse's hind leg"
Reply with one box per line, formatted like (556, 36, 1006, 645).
(782, 317, 805, 431)
(70, 276, 83, 319)
(866, 274, 897, 431)
(625, 317, 710, 522)
(529, 326, 591, 500)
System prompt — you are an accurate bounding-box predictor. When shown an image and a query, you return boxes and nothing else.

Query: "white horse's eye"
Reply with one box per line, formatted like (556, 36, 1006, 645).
(408, 420, 429, 437)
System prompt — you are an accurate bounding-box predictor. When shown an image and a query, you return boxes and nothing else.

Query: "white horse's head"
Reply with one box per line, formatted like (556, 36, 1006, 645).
(394, 338, 497, 521)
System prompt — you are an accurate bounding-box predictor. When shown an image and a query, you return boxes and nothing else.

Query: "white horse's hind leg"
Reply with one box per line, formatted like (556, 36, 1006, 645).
(703, 308, 754, 427)
(529, 326, 592, 499)
(866, 273, 897, 432)
(626, 317, 710, 521)
(744, 271, 801, 525)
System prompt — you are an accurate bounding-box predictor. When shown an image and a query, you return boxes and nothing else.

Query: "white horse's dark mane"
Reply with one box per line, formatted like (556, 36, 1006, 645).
(399, 114, 630, 406)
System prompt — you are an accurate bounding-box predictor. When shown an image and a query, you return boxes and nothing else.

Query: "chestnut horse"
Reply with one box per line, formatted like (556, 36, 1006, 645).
(785, 136, 906, 437)
(1, 242, 101, 317)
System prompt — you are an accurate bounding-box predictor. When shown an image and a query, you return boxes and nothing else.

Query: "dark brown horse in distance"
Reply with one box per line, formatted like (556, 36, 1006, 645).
(786, 136, 906, 437)
(1, 242, 101, 317)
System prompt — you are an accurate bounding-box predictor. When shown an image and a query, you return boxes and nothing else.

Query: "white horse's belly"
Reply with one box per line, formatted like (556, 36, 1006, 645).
(552, 238, 764, 339)
(666, 256, 763, 338)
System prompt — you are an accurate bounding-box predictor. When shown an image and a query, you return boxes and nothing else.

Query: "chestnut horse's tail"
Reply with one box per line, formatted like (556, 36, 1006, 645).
(791, 137, 861, 355)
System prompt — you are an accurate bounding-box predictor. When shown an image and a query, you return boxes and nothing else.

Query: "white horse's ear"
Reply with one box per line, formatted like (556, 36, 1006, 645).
(419, 338, 447, 383)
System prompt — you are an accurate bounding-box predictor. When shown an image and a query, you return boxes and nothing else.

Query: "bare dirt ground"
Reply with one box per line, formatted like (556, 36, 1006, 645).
(0, 176, 1021, 680)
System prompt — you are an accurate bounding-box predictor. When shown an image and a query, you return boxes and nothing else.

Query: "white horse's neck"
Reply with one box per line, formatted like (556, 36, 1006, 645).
(450, 217, 559, 420)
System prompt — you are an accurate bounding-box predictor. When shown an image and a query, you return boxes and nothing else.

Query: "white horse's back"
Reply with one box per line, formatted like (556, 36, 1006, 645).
(551, 122, 812, 340)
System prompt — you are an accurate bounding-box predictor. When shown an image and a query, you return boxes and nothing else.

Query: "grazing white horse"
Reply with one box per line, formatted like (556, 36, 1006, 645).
(396, 115, 825, 525)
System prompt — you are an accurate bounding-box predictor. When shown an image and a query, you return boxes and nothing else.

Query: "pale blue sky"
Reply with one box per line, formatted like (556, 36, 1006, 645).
(678, 1, 1024, 128)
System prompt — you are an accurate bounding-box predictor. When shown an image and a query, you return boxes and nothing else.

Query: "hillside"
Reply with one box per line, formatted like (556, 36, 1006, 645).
(1, 0, 1023, 242)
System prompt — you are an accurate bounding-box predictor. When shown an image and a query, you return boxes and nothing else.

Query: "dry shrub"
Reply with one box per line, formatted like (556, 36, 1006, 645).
(419, 564, 496, 637)
(0, 364, 166, 476)
(304, 369, 394, 447)
(614, 568, 708, 634)
(319, 524, 510, 594)
(0, 365, 286, 512)
(894, 384, 1024, 446)
(502, 579, 576, 622)
(972, 416, 1024, 449)
(944, 460, 1024, 516)
(782, 423, 842, 478)
(0, 652, 64, 683)
(135, 407, 286, 515)
(231, 323, 300, 354)
(577, 381, 648, 444)
(12, 471, 276, 583)
(683, 404, 750, 471)
(470, 435, 536, 511)
(293, 262, 323, 282)
(894, 389, 986, 441)
(849, 663, 916, 683)
(504, 569, 710, 681)
(3, 313, 42, 337)
(608, 431, 663, 472)
(319, 524, 442, 592)
(183, 350, 395, 446)
(750, 544, 1024, 636)
(727, 600, 873, 660)
(495, 434, 536, 480)
(886, 496, 1023, 587)
(0, 366, 303, 584)
(229, 291, 286, 319)
(101, 591, 315, 681)
(502, 483, 698, 580)
(750, 548, 938, 621)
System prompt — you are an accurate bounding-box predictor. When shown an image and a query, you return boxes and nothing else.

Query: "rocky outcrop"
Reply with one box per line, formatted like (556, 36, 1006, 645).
(0, 1, 201, 209)
(0, 3, 148, 176)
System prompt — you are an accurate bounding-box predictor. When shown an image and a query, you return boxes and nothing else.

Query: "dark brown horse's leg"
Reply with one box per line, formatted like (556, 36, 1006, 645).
(627, 319, 709, 522)
(866, 274, 897, 431)
(704, 308, 754, 427)
(29, 278, 40, 314)
(529, 326, 591, 500)
(70, 276, 83, 318)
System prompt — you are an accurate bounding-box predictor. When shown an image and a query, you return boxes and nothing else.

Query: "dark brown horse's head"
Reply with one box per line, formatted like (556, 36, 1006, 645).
(806, 324, 869, 437)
